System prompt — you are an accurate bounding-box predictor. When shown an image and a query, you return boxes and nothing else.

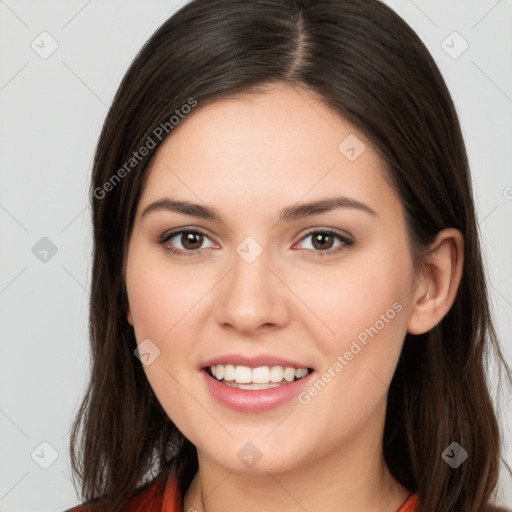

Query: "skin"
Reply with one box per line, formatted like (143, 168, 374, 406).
(124, 83, 464, 512)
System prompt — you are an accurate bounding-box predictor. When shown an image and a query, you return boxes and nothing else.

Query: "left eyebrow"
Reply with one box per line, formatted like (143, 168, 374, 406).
(139, 195, 378, 222)
(279, 196, 378, 221)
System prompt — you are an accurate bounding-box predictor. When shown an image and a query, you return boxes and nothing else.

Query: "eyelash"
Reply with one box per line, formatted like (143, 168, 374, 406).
(158, 226, 354, 257)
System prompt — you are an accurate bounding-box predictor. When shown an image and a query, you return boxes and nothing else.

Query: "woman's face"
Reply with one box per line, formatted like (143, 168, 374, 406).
(125, 83, 418, 474)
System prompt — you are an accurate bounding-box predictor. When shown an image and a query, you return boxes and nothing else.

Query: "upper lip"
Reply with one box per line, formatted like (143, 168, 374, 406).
(201, 354, 313, 370)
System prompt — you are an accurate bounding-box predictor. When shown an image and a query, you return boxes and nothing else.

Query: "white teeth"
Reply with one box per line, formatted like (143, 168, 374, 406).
(252, 366, 270, 384)
(234, 365, 252, 383)
(284, 367, 295, 382)
(270, 366, 284, 382)
(213, 364, 223, 380)
(224, 364, 235, 381)
(223, 381, 283, 390)
(209, 364, 309, 385)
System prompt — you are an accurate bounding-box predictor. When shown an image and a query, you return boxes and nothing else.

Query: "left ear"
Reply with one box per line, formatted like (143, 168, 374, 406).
(407, 228, 464, 335)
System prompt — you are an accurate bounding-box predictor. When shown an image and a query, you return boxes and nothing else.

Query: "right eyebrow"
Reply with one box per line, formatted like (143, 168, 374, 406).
(141, 198, 224, 222)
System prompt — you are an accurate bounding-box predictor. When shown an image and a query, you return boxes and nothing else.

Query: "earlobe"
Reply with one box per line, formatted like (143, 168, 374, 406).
(407, 228, 464, 335)
(127, 310, 133, 326)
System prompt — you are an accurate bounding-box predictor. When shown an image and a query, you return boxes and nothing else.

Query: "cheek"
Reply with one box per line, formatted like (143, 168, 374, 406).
(126, 250, 206, 341)
(301, 258, 410, 346)
(125, 252, 206, 429)
(299, 240, 413, 386)
(291, 272, 408, 442)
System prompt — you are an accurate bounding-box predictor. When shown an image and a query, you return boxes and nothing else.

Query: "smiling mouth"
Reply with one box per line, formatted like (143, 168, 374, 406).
(205, 364, 314, 390)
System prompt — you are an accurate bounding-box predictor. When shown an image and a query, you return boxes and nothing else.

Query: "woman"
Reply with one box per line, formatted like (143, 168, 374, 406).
(65, 0, 512, 511)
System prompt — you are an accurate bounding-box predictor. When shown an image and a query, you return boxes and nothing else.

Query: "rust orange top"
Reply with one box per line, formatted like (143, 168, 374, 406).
(65, 476, 418, 512)
(398, 493, 418, 512)
(64, 476, 181, 512)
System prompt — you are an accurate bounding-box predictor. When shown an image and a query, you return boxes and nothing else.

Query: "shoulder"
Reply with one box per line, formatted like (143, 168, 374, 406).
(398, 494, 511, 512)
(63, 474, 179, 512)
(481, 504, 512, 512)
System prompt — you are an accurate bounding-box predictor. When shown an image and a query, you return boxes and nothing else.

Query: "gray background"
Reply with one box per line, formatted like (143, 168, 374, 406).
(0, 1, 511, 510)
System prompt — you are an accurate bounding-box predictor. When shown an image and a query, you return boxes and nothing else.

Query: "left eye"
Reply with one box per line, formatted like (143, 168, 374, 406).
(295, 229, 354, 254)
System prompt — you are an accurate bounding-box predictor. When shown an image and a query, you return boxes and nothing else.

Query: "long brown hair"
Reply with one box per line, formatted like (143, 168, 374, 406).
(69, 1, 512, 510)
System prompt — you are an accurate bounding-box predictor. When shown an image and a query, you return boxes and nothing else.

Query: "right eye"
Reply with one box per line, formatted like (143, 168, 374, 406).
(158, 227, 217, 256)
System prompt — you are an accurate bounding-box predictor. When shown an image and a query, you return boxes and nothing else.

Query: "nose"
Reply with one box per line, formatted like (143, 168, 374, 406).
(214, 243, 290, 336)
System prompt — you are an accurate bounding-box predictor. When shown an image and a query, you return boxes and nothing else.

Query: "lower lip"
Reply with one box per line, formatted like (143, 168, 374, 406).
(202, 369, 315, 412)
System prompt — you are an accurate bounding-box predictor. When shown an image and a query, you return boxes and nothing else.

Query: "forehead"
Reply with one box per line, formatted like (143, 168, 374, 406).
(138, 84, 401, 222)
